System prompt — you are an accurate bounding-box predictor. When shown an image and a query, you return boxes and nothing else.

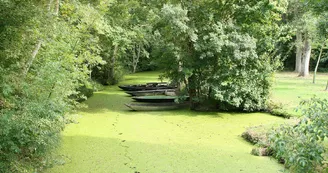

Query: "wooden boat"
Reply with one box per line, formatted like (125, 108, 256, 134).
(118, 85, 145, 91)
(146, 82, 168, 86)
(132, 96, 189, 103)
(125, 89, 176, 96)
(125, 102, 186, 111)
(164, 91, 176, 96)
(118, 85, 176, 91)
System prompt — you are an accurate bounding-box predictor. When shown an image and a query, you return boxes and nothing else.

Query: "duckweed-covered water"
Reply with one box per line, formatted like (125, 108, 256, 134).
(46, 72, 286, 173)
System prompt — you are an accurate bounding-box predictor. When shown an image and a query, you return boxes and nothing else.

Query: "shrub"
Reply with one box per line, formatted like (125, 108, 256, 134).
(73, 80, 104, 102)
(90, 80, 105, 92)
(0, 100, 65, 172)
(242, 119, 299, 146)
(92, 65, 125, 85)
(0, 1, 104, 171)
(266, 100, 292, 118)
(268, 97, 328, 172)
(242, 125, 270, 145)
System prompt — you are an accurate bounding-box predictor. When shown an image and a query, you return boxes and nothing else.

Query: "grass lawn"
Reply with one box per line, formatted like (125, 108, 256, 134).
(45, 71, 328, 173)
(271, 72, 328, 115)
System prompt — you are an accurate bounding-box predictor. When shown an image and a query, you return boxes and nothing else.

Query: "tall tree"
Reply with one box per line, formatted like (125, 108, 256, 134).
(287, 0, 317, 76)
(153, 0, 288, 111)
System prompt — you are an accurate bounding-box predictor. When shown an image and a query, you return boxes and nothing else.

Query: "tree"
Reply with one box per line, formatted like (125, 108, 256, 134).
(286, 0, 317, 76)
(307, 0, 328, 88)
(124, 2, 153, 73)
(130, 26, 150, 73)
(312, 13, 328, 83)
(0, 0, 105, 171)
(93, 1, 137, 84)
(299, 31, 312, 76)
(152, 0, 288, 111)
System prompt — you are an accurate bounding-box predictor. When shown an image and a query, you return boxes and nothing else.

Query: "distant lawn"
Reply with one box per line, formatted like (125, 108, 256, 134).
(271, 72, 328, 116)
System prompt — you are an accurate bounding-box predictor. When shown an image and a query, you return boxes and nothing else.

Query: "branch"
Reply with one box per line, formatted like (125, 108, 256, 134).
(48, 0, 53, 12)
(48, 83, 56, 99)
(55, 0, 60, 16)
(137, 44, 141, 63)
(24, 40, 42, 78)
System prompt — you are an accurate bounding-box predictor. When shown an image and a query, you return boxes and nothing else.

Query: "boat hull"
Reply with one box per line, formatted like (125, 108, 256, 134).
(125, 89, 176, 96)
(132, 96, 177, 103)
(118, 85, 175, 91)
(131, 96, 189, 103)
(125, 103, 185, 111)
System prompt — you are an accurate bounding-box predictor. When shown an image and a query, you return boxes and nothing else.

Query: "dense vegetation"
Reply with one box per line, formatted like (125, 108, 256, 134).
(1, 0, 328, 172)
(269, 98, 328, 172)
(153, 1, 287, 111)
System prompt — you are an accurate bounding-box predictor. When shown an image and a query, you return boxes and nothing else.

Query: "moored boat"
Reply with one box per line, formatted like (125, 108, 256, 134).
(125, 102, 186, 111)
(132, 95, 189, 103)
(125, 89, 176, 96)
(146, 82, 168, 86)
(118, 85, 176, 91)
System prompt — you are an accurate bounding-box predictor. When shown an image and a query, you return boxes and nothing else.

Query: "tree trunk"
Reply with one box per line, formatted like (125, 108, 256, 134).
(188, 74, 197, 110)
(132, 44, 140, 73)
(299, 35, 311, 77)
(89, 65, 93, 80)
(295, 31, 303, 73)
(132, 45, 137, 73)
(55, 0, 60, 15)
(24, 40, 42, 78)
(108, 44, 118, 83)
(177, 59, 183, 91)
(313, 46, 323, 84)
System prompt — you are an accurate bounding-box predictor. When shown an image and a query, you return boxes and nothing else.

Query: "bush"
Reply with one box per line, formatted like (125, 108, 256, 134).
(268, 97, 328, 172)
(90, 80, 105, 92)
(91, 65, 125, 85)
(266, 100, 292, 118)
(0, 1, 105, 171)
(108, 66, 125, 85)
(242, 125, 271, 145)
(0, 99, 65, 172)
(242, 118, 299, 148)
(76, 85, 93, 101)
(71, 80, 105, 102)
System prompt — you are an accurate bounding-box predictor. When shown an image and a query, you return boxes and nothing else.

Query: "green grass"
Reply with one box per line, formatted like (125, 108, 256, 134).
(45, 71, 291, 173)
(271, 72, 328, 116)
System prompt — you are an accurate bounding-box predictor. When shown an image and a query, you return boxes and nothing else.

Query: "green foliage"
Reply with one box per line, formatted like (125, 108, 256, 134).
(74, 85, 94, 102)
(152, 1, 287, 111)
(267, 101, 292, 118)
(0, 0, 105, 172)
(90, 0, 155, 83)
(89, 80, 105, 92)
(200, 23, 273, 111)
(268, 97, 328, 172)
